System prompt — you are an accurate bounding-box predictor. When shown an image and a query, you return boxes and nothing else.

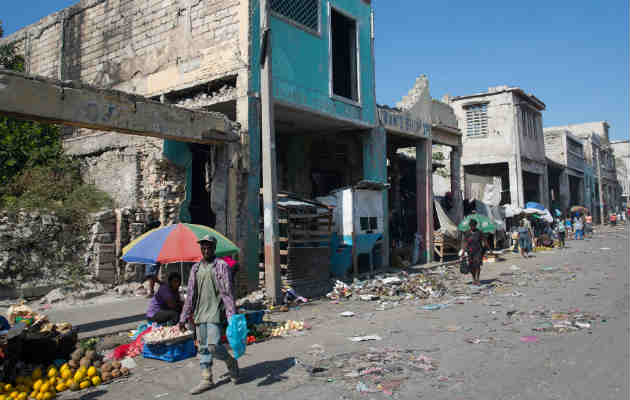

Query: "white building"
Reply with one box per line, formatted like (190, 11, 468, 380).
(448, 86, 548, 208)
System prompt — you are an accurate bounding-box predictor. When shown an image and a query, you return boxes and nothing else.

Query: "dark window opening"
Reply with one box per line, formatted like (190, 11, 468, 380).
(369, 217, 378, 230)
(270, 0, 319, 32)
(360, 217, 369, 231)
(331, 9, 358, 101)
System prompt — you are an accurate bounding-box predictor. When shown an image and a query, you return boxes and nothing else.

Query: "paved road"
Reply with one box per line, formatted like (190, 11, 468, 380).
(61, 225, 628, 400)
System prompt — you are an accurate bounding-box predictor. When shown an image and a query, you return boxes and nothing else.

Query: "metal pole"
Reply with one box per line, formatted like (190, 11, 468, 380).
(260, 0, 281, 305)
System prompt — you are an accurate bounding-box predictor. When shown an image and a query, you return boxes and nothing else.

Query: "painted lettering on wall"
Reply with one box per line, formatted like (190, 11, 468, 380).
(378, 108, 431, 138)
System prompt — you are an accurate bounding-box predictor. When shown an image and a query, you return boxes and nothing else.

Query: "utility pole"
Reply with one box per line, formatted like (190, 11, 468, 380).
(595, 146, 605, 224)
(259, 0, 281, 305)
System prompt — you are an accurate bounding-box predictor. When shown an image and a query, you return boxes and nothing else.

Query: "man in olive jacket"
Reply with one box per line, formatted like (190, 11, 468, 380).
(179, 235, 239, 395)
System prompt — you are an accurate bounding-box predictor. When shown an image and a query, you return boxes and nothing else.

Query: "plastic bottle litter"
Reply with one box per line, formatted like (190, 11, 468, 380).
(349, 335, 383, 342)
(339, 311, 355, 317)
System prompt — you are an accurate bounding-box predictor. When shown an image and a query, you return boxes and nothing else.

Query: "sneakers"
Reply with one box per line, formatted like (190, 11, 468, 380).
(226, 356, 240, 383)
(190, 370, 213, 395)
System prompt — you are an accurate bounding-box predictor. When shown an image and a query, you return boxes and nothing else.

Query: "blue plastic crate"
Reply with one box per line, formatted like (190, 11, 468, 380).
(244, 311, 265, 326)
(142, 339, 197, 363)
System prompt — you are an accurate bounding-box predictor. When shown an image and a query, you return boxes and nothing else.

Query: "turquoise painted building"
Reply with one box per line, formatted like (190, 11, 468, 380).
(248, 0, 388, 287)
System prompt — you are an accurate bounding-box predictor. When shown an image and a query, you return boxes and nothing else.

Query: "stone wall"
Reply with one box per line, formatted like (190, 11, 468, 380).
(0, 211, 87, 298)
(0, 206, 164, 298)
(0, 212, 87, 295)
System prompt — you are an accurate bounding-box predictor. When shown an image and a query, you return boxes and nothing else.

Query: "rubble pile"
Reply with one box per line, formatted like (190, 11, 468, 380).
(326, 272, 448, 303)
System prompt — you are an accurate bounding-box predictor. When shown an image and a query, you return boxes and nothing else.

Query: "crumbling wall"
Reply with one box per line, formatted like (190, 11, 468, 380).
(0, 208, 138, 297)
(2, 0, 245, 99)
(0, 211, 86, 297)
(64, 133, 186, 225)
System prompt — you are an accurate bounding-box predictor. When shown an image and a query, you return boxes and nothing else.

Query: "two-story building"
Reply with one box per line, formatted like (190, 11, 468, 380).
(546, 122, 620, 220)
(543, 128, 586, 213)
(448, 86, 548, 208)
(610, 140, 629, 209)
(2, 0, 386, 294)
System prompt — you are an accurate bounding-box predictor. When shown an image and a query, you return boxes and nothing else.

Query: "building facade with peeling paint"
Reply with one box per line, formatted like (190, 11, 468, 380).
(546, 122, 622, 221)
(543, 128, 586, 214)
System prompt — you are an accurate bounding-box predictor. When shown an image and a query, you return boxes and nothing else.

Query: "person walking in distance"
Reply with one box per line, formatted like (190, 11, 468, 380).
(179, 235, 240, 395)
(584, 213, 593, 237)
(517, 219, 533, 258)
(556, 218, 566, 248)
(461, 219, 485, 285)
(574, 216, 584, 240)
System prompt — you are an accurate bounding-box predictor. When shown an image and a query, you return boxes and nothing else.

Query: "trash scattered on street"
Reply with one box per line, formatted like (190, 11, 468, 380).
(349, 335, 383, 342)
(422, 304, 448, 311)
(326, 272, 447, 303)
(339, 311, 355, 317)
(520, 336, 539, 343)
(270, 320, 307, 337)
(297, 347, 440, 396)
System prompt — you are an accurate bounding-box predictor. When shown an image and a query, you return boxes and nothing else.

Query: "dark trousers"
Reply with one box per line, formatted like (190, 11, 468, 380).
(149, 309, 180, 326)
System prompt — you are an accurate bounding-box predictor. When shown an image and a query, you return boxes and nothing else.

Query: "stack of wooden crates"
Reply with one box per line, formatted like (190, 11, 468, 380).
(259, 192, 334, 297)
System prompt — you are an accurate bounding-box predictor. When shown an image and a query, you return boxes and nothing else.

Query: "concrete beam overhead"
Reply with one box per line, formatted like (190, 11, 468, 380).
(0, 69, 240, 144)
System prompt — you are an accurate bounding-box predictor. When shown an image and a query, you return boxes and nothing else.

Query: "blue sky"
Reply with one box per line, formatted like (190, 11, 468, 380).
(2, 1, 628, 140)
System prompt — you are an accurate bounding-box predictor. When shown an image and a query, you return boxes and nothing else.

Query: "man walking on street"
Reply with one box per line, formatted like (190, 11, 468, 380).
(556, 218, 566, 248)
(179, 235, 240, 395)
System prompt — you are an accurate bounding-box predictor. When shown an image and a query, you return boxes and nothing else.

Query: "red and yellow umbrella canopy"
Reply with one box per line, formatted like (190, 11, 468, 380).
(122, 223, 239, 264)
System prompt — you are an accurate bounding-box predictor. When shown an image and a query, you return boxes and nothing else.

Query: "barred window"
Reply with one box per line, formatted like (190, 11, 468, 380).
(270, 0, 319, 32)
(465, 103, 488, 137)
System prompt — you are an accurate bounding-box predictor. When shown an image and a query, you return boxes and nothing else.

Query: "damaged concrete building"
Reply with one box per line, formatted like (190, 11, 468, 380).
(380, 76, 463, 264)
(546, 122, 622, 221)
(610, 139, 629, 209)
(3, 0, 391, 295)
(448, 86, 549, 208)
(543, 129, 585, 213)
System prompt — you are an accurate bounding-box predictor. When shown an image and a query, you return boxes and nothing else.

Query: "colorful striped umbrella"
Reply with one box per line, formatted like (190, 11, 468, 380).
(122, 223, 239, 265)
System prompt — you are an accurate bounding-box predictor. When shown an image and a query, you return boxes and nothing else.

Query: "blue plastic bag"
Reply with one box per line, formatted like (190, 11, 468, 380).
(226, 314, 248, 360)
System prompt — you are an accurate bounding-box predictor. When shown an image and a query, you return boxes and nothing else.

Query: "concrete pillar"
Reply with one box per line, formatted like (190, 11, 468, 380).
(242, 96, 262, 293)
(508, 160, 524, 207)
(450, 146, 464, 223)
(558, 170, 569, 212)
(362, 126, 389, 268)
(541, 166, 550, 209)
(389, 146, 401, 214)
(416, 138, 433, 264)
(578, 177, 585, 205)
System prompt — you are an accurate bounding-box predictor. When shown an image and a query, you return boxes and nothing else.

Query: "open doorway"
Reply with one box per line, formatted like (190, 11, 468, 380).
(331, 8, 358, 102)
(188, 144, 216, 228)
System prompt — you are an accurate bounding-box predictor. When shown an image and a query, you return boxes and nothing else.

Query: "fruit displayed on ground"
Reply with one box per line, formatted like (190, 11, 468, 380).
(1, 341, 130, 399)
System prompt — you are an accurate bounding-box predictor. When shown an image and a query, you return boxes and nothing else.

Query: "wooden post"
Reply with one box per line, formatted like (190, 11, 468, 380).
(260, 0, 281, 305)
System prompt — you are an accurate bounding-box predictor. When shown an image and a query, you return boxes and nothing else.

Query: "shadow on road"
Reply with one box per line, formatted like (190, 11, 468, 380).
(77, 389, 107, 399)
(75, 314, 146, 334)
(232, 357, 296, 387)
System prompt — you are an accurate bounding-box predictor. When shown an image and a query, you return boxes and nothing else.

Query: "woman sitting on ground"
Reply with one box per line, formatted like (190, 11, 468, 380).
(146, 272, 183, 326)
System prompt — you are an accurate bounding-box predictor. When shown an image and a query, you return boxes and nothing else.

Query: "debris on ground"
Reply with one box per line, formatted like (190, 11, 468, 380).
(339, 311, 355, 317)
(270, 320, 307, 337)
(326, 272, 448, 304)
(297, 346, 441, 396)
(349, 335, 382, 342)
